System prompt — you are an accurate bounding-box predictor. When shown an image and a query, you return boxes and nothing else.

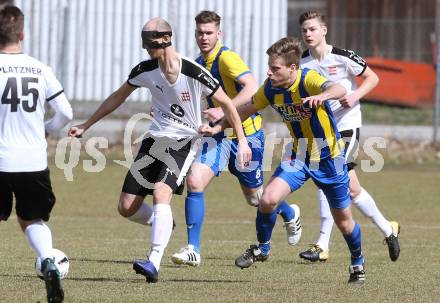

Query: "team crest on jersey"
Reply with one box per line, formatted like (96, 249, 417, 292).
(180, 91, 191, 102)
(328, 65, 337, 75)
(170, 104, 185, 117)
(273, 104, 312, 122)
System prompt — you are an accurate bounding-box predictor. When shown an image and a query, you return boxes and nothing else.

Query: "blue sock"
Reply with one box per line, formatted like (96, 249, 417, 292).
(185, 191, 205, 253)
(256, 209, 277, 255)
(343, 222, 364, 266)
(276, 201, 294, 222)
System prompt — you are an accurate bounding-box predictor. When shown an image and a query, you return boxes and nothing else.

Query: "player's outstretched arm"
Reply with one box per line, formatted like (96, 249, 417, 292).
(202, 73, 258, 123)
(68, 82, 136, 137)
(211, 87, 252, 166)
(303, 82, 347, 108)
(200, 98, 260, 136)
(231, 73, 259, 107)
(339, 66, 379, 108)
(45, 93, 73, 135)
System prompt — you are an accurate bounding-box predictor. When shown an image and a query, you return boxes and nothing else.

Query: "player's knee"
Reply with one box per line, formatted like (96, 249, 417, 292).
(349, 177, 362, 199)
(259, 192, 278, 212)
(118, 202, 132, 217)
(244, 187, 263, 207)
(186, 173, 205, 192)
(118, 195, 136, 217)
(332, 208, 354, 234)
(338, 222, 352, 235)
(17, 217, 42, 232)
(350, 187, 362, 200)
(152, 185, 172, 203)
(334, 217, 354, 234)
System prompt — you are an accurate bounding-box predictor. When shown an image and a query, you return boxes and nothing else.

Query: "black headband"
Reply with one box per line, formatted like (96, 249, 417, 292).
(141, 30, 172, 49)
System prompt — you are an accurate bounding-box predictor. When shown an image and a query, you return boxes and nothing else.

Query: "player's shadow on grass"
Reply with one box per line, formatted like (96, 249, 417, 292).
(277, 259, 313, 265)
(0, 273, 250, 284)
(204, 256, 234, 261)
(172, 256, 238, 267)
(69, 257, 132, 265)
(204, 256, 307, 266)
(0, 273, 38, 279)
(166, 278, 250, 283)
(68, 276, 250, 283)
(0, 273, 146, 284)
(70, 257, 320, 270)
(66, 276, 147, 283)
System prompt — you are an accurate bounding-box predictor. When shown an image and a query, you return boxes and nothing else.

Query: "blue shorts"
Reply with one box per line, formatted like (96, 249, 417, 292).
(195, 130, 264, 188)
(273, 155, 350, 209)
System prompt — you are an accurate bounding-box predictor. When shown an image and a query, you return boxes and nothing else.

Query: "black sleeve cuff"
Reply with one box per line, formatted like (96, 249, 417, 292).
(46, 90, 64, 102)
(207, 84, 220, 98)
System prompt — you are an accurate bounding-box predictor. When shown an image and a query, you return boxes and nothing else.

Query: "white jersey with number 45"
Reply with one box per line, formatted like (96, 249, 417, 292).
(0, 53, 72, 172)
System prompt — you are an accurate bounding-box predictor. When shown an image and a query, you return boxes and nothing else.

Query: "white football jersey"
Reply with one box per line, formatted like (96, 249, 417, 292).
(300, 46, 367, 131)
(0, 53, 67, 172)
(127, 56, 219, 139)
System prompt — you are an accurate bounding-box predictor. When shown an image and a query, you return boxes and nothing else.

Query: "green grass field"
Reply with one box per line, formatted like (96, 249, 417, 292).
(1, 160, 439, 302)
(361, 103, 434, 125)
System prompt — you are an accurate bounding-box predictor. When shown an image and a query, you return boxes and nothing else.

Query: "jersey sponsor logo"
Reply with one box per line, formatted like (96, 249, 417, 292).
(157, 109, 195, 130)
(170, 104, 185, 117)
(180, 91, 191, 102)
(343, 49, 366, 65)
(273, 104, 312, 122)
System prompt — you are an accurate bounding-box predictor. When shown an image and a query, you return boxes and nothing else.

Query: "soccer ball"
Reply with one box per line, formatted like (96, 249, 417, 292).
(35, 248, 70, 279)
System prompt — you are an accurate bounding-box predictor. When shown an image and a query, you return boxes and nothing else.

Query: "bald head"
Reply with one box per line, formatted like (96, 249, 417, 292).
(143, 17, 172, 32)
(141, 17, 173, 50)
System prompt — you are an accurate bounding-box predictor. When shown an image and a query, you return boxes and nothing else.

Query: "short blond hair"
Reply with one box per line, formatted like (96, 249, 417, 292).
(299, 11, 326, 26)
(266, 37, 302, 66)
(195, 10, 221, 26)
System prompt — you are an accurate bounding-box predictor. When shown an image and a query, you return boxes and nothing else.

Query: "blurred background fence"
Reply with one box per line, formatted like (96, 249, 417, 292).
(13, 0, 286, 103)
(10, 0, 437, 104)
(4, 0, 440, 144)
(288, 0, 436, 64)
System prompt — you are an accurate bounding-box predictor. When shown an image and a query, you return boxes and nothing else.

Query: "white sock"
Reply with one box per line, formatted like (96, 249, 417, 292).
(315, 190, 333, 251)
(24, 221, 53, 259)
(148, 203, 173, 271)
(352, 187, 392, 236)
(127, 202, 154, 225)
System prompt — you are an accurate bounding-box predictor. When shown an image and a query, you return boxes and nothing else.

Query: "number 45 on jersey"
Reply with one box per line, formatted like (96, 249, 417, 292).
(1, 76, 39, 112)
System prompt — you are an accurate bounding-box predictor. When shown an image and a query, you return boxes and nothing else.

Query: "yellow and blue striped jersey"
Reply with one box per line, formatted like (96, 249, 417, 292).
(253, 68, 343, 161)
(196, 43, 262, 136)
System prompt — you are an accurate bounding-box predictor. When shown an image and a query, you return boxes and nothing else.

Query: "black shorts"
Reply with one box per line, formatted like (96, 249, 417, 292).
(340, 128, 360, 171)
(0, 168, 56, 221)
(122, 135, 198, 197)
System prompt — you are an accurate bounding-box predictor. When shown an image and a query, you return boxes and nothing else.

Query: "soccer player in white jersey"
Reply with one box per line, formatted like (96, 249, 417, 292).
(68, 17, 251, 283)
(0, 5, 72, 303)
(296, 11, 400, 264)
